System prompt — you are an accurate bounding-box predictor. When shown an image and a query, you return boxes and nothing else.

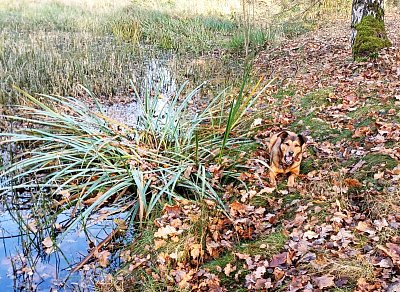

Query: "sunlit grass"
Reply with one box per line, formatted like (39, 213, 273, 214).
(0, 0, 314, 105)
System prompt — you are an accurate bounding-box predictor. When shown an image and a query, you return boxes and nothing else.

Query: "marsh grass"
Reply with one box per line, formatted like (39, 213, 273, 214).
(0, 77, 269, 244)
(0, 0, 313, 105)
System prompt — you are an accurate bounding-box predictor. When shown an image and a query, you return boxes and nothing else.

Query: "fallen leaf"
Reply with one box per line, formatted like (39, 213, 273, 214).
(190, 243, 202, 259)
(251, 118, 263, 128)
(270, 252, 287, 267)
(163, 204, 181, 216)
(356, 221, 376, 236)
(376, 258, 393, 268)
(313, 275, 335, 289)
(27, 221, 38, 233)
(42, 237, 53, 248)
(374, 171, 384, 179)
(273, 267, 285, 281)
(154, 225, 177, 239)
(97, 250, 111, 267)
(154, 239, 166, 250)
(258, 187, 276, 195)
(254, 265, 266, 278)
(344, 178, 362, 188)
(224, 263, 236, 276)
(392, 165, 400, 175)
(230, 201, 247, 213)
(303, 230, 319, 240)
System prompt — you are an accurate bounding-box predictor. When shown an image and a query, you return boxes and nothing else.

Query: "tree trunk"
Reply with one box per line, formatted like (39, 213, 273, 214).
(351, 0, 391, 58)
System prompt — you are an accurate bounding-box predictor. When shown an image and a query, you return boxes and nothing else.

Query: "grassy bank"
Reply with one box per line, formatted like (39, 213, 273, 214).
(0, 0, 315, 105)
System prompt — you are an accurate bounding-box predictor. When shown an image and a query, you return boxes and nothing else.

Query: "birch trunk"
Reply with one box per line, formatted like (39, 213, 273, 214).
(351, 0, 385, 46)
(351, 0, 391, 57)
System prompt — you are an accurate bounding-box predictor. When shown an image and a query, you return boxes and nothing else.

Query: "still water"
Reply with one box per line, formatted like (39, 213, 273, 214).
(0, 59, 177, 290)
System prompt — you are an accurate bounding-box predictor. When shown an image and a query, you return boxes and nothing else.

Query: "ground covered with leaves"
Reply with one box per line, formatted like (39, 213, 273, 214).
(104, 17, 400, 291)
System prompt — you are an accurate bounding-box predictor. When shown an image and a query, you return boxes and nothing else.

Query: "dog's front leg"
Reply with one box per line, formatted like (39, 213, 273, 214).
(269, 170, 277, 187)
(287, 167, 299, 187)
(287, 174, 296, 187)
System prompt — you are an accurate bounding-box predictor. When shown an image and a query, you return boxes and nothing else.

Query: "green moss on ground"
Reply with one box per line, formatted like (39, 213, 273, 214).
(350, 153, 397, 186)
(236, 230, 288, 258)
(300, 89, 332, 108)
(203, 230, 287, 290)
(353, 15, 391, 58)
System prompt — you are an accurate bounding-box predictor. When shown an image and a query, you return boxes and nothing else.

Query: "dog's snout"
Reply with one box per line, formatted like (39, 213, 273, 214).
(288, 151, 294, 156)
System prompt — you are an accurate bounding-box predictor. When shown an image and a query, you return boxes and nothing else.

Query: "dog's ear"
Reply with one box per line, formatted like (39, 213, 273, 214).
(298, 134, 307, 151)
(269, 131, 288, 152)
(278, 131, 289, 140)
(298, 134, 307, 146)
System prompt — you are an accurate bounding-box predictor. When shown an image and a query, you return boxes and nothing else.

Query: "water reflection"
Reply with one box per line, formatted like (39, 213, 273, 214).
(0, 142, 132, 289)
(0, 202, 128, 290)
(0, 58, 176, 290)
(101, 58, 177, 127)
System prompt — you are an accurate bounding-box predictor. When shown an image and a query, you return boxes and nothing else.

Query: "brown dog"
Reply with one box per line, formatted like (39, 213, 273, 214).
(268, 131, 307, 187)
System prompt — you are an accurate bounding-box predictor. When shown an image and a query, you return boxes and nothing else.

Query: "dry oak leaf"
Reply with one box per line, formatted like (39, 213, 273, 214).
(330, 228, 354, 247)
(230, 201, 247, 214)
(356, 221, 376, 236)
(224, 263, 236, 276)
(154, 239, 167, 250)
(258, 187, 276, 195)
(273, 267, 285, 281)
(174, 269, 195, 289)
(344, 178, 363, 188)
(269, 252, 287, 267)
(154, 225, 177, 239)
(303, 230, 319, 240)
(163, 204, 181, 216)
(378, 243, 400, 267)
(254, 265, 266, 279)
(352, 126, 371, 138)
(313, 275, 335, 290)
(97, 250, 111, 268)
(190, 243, 202, 259)
(255, 278, 273, 290)
(393, 165, 400, 175)
(373, 171, 384, 180)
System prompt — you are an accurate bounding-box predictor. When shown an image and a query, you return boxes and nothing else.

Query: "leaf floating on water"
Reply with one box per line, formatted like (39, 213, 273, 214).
(42, 236, 53, 248)
(96, 250, 111, 268)
(27, 221, 38, 233)
(42, 236, 55, 254)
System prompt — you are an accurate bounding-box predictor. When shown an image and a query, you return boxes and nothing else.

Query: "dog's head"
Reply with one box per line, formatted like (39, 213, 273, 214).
(277, 131, 306, 166)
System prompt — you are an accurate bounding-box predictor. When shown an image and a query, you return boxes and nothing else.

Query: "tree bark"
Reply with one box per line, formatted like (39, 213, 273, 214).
(351, 0, 391, 58)
(351, 0, 385, 46)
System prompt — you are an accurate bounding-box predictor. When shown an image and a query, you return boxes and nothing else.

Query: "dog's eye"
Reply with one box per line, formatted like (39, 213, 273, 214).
(284, 142, 289, 146)
(295, 144, 301, 148)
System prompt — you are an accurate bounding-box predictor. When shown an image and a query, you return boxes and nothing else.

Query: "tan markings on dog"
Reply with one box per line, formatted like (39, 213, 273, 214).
(268, 131, 306, 187)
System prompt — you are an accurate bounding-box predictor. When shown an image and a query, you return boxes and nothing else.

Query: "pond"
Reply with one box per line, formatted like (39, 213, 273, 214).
(0, 121, 135, 290)
(0, 58, 183, 290)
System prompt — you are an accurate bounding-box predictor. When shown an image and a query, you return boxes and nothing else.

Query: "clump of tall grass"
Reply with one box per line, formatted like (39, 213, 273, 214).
(112, 20, 141, 44)
(0, 78, 269, 242)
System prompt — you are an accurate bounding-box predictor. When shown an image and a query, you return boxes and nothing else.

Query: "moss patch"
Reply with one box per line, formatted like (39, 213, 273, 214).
(203, 230, 287, 289)
(351, 153, 397, 184)
(353, 15, 391, 58)
(236, 230, 288, 258)
(300, 89, 332, 108)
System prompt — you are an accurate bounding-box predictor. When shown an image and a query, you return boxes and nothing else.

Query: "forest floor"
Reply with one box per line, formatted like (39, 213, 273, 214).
(107, 16, 400, 292)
